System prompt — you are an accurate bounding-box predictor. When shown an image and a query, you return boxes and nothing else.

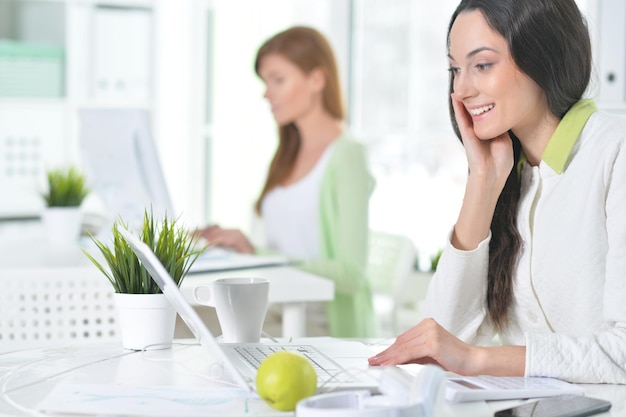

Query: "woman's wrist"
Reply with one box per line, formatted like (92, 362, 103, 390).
(465, 171, 505, 209)
(470, 345, 526, 376)
(468, 345, 490, 375)
(452, 171, 504, 250)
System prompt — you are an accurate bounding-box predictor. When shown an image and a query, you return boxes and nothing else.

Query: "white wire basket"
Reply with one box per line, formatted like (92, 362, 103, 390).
(0, 268, 119, 350)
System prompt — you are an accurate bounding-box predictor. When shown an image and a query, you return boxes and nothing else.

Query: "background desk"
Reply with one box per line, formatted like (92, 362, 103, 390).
(0, 341, 623, 417)
(182, 267, 333, 338)
(0, 230, 334, 338)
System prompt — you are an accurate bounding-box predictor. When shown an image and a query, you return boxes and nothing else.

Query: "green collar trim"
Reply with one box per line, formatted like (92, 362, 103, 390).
(542, 99, 597, 173)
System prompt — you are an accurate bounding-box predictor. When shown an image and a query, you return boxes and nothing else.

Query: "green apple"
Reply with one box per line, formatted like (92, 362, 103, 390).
(255, 351, 317, 411)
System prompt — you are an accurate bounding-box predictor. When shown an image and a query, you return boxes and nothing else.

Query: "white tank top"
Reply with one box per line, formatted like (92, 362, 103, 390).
(261, 142, 335, 259)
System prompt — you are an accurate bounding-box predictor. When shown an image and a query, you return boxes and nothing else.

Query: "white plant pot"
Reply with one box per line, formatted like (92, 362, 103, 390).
(114, 293, 176, 350)
(41, 207, 83, 245)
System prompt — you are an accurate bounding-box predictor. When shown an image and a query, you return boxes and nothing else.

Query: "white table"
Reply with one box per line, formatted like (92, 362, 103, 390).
(0, 221, 334, 338)
(0, 340, 622, 417)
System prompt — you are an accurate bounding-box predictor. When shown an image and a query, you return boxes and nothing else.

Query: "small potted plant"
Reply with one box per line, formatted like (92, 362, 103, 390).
(83, 209, 203, 350)
(41, 166, 90, 245)
(430, 248, 443, 272)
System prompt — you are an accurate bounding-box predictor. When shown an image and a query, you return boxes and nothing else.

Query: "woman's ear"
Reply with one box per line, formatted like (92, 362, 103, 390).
(308, 67, 326, 93)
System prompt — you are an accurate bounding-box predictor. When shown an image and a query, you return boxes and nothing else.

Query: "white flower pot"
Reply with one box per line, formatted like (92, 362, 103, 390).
(114, 293, 176, 350)
(41, 207, 83, 245)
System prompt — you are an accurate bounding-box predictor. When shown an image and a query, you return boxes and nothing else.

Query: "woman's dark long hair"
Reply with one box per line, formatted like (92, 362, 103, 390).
(253, 26, 344, 214)
(447, 0, 591, 332)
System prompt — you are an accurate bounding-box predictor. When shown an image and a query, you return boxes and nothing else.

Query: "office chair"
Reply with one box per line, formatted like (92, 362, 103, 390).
(0, 269, 119, 350)
(367, 231, 429, 337)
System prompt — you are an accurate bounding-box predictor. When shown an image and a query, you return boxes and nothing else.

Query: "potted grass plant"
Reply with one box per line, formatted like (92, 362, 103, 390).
(41, 166, 90, 245)
(83, 209, 203, 350)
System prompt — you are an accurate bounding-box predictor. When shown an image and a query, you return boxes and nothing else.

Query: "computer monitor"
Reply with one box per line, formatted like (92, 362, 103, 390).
(78, 108, 173, 229)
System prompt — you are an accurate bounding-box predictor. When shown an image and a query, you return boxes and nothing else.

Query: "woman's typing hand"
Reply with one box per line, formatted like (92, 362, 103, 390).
(196, 225, 255, 254)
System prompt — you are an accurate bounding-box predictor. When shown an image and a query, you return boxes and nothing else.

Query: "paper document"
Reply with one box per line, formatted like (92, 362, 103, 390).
(39, 384, 267, 416)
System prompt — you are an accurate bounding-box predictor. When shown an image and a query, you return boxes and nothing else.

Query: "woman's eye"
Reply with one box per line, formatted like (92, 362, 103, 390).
(448, 67, 460, 76)
(475, 63, 492, 72)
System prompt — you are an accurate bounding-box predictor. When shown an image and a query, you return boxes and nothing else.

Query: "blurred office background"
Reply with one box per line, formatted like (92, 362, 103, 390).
(0, 0, 621, 267)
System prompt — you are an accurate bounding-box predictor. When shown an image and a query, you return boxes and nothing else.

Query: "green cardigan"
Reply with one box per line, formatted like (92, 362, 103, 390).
(297, 135, 376, 338)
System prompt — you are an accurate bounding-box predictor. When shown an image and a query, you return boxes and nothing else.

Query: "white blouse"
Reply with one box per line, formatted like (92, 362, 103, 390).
(422, 110, 626, 383)
(261, 142, 335, 259)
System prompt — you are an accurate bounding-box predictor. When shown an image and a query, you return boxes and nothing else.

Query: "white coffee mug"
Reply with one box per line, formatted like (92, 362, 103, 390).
(193, 278, 270, 343)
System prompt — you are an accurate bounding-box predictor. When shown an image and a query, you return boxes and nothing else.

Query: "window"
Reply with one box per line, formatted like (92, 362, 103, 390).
(350, 1, 466, 266)
(205, 0, 600, 266)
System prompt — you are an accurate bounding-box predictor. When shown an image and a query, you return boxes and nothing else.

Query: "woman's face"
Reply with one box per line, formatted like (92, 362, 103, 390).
(448, 10, 549, 141)
(258, 53, 322, 126)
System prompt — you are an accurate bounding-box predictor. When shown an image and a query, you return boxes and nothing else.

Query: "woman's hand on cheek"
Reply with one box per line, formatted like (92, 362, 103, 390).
(368, 318, 482, 376)
(451, 95, 514, 190)
(451, 94, 477, 145)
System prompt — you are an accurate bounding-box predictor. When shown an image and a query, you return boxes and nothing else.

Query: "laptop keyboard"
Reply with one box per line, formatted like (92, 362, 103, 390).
(232, 344, 356, 383)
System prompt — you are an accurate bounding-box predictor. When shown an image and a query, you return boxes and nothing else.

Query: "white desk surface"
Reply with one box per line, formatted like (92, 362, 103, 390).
(0, 340, 623, 417)
(0, 227, 334, 338)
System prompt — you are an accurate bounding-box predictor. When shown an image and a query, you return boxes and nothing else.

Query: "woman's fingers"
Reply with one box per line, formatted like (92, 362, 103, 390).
(207, 229, 254, 254)
(451, 95, 475, 140)
(367, 318, 476, 375)
(368, 319, 436, 366)
(195, 225, 222, 242)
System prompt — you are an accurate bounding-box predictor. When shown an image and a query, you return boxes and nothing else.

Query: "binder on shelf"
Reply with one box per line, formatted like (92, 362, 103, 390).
(597, 0, 626, 103)
(92, 6, 152, 102)
(0, 41, 64, 98)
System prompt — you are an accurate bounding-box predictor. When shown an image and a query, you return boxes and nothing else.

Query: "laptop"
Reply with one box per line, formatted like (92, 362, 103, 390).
(118, 228, 380, 394)
(189, 246, 290, 273)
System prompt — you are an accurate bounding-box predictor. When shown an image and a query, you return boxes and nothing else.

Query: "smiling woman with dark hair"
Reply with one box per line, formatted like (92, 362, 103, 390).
(369, 0, 626, 384)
